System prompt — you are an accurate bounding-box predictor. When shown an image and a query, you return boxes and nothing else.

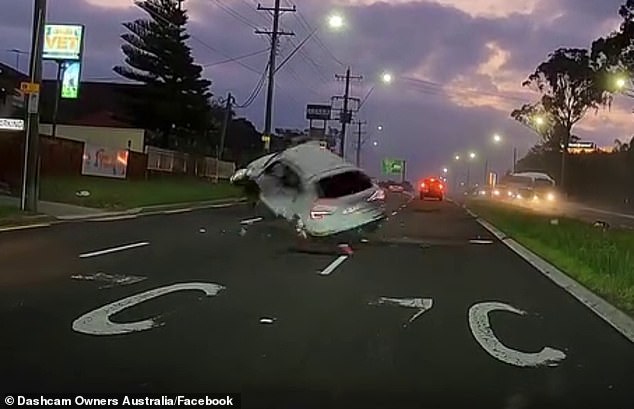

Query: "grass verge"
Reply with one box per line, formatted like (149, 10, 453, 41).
(0, 205, 50, 227)
(467, 199, 634, 317)
(40, 176, 244, 210)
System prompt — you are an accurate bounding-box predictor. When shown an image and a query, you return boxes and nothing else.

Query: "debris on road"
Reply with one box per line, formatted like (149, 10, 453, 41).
(469, 239, 494, 244)
(550, 219, 559, 225)
(75, 190, 91, 197)
(259, 317, 275, 324)
(370, 297, 434, 326)
(71, 272, 147, 289)
(199, 228, 207, 233)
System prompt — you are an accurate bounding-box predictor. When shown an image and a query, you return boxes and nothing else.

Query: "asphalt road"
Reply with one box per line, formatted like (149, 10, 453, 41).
(1, 194, 633, 409)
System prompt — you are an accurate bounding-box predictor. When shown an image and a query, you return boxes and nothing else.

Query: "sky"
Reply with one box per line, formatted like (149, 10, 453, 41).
(0, 0, 631, 180)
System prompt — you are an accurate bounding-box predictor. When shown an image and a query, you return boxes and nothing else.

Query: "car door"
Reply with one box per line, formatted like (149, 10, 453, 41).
(257, 160, 304, 220)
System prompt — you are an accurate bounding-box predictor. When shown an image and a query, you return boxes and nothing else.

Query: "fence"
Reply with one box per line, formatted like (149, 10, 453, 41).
(0, 134, 236, 192)
(146, 146, 235, 180)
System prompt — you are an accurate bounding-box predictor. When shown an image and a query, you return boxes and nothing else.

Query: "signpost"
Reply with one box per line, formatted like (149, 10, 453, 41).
(306, 104, 331, 120)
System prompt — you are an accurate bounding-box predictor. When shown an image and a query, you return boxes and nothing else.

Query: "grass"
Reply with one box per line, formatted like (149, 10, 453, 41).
(0, 205, 48, 226)
(39, 176, 244, 210)
(467, 199, 634, 317)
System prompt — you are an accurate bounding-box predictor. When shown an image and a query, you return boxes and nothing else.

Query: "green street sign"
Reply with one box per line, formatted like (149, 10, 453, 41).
(382, 158, 405, 175)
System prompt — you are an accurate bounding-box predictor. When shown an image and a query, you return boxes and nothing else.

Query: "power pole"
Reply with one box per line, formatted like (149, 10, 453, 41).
(353, 120, 366, 167)
(219, 92, 234, 161)
(334, 67, 362, 158)
(21, 0, 47, 212)
(256, 0, 295, 152)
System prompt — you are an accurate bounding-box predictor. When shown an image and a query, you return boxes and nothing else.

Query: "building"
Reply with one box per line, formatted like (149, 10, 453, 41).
(0, 62, 145, 152)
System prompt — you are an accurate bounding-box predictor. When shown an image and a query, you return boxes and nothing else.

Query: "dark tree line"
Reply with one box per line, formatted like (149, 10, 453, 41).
(511, 0, 634, 207)
(113, 0, 261, 161)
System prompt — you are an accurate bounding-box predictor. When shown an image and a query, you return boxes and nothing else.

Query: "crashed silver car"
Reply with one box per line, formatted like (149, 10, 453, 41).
(230, 141, 386, 238)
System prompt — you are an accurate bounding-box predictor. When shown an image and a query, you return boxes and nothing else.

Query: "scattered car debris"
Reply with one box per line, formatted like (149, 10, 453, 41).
(75, 190, 91, 197)
(550, 219, 559, 225)
(259, 317, 275, 324)
(593, 220, 610, 230)
(199, 228, 207, 234)
(71, 273, 147, 289)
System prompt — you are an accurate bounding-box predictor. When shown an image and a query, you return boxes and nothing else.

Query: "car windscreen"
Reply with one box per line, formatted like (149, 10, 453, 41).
(317, 171, 373, 198)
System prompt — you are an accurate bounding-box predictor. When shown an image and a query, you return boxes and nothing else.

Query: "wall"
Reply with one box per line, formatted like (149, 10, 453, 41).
(39, 124, 145, 152)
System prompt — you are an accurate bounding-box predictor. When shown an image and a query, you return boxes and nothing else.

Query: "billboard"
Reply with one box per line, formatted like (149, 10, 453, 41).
(306, 104, 331, 120)
(81, 144, 128, 179)
(61, 61, 81, 99)
(43, 24, 84, 60)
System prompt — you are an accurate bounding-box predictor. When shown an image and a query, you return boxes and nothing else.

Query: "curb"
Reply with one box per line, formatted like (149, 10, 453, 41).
(464, 204, 634, 343)
(56, 197, 247, 221)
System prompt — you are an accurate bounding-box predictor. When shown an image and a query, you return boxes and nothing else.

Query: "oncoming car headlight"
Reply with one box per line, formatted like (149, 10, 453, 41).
(493, 190, 500, 196)
(547, 192, 556, 201)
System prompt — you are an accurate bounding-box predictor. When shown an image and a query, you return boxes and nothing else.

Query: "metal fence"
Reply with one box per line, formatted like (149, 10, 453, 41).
(145, 146, 235, 179)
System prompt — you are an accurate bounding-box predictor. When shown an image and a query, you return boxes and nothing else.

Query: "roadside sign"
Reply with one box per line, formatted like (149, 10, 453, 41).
(382, 158, 405, 175)
(20, 82, 40, 94)
(261, 134, 271, 142)
(61, 61, 81, 99)
(27, 93, 40, 114)
(43, 24, 84, 61)
(306, 104, 331, 120)
(0, 118, 25, 131)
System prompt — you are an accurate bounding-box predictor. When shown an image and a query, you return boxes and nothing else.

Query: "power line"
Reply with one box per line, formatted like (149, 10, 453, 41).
(211, 0, 260, 30)
(402, 76, 530, 103)
(201, 48, 270, 67)
(292, 7, 346, 68)
(235, 62, 270, 108)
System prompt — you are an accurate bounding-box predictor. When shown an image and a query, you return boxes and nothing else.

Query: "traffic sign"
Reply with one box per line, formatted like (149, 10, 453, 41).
(20, 82, 40, 94)
(382, 158, 405, 175)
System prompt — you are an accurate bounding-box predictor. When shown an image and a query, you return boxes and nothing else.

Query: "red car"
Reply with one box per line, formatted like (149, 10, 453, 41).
(419, 177, 444, 201)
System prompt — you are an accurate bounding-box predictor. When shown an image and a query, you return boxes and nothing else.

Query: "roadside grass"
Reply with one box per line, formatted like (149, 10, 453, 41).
(0, 205, 48, 226)
(40, 176, 244, 210)
(467, 200, 634, 317)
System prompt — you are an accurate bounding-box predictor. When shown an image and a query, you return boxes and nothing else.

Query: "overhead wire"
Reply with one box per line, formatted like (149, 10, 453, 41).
(211, 0, 261, 30)
(234, 62, 270, 108)
(402, 76, 531, 103)
(202, 48, 270, 67)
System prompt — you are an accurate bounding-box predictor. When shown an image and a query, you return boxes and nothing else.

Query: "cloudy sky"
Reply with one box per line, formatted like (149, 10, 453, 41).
(1, 0, 631, 179)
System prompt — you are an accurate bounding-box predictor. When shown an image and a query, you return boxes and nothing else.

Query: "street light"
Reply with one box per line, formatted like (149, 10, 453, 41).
(493, 133, 502, 143)
(534, 116, 545, 126)
(381, 72, 393, 84)
(455, 155, 460, 161)
(616, 77, 627, 90)
(328, 14, 344, 29)
(469, 152, 476, 159)
(372, 141, 378, 146)
(442, 167, 448, 174)
(377, 125, 383, 131)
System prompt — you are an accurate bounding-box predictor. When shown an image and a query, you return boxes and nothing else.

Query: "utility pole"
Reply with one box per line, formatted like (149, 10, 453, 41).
(353, 120, 366, 167)
(512, 147, 517, 173)
(219, 92, 234, 161)
(334, 67, 362, 158)
(21, 0, 47, 212)
(256, 0, 295, 153)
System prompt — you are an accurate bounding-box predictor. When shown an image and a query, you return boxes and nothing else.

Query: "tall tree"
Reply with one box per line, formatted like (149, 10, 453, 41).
(592, 0, 634, 97)
(113, 0, 213, 151)
(519, 48, 609, 190)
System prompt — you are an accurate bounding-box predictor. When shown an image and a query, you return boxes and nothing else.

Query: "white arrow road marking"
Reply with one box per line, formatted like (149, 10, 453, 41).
(318, 255, 348, 276)
(72, 282, 225, 335)
(79, 241, 150, 258)
(372, 297, 434, 325)
(468, 302, 566, 367)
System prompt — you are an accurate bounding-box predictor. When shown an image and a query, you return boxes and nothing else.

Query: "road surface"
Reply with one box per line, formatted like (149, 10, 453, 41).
(0, 194, 632, 409)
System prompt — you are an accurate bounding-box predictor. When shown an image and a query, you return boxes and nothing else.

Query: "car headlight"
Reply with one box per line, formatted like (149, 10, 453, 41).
(547, 193, 556, 201)
(493, 190, 500, 196)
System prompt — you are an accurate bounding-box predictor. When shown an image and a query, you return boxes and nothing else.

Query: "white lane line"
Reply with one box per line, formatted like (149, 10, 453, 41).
(470, 239, 494, 244)
(79, 241, 150, 259)
(90, 214, 138, 222)
(163, 208, 193, 214)
(574, 205, 634, 220)
(208, 203, 235, 209)
(318, 255, 348, 276)
(240, 217, 263, 225)
(0, 223, 51, 232)
(391, 211, 398, 216)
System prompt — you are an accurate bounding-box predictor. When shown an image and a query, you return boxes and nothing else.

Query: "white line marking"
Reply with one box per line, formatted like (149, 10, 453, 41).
(574, 205, 634, 220)
(240, 217, 263, 225)
(90, 214, 138, 222)
(474, 213, 634, 343)
(208, 203, 235, 209)
(259, 317, 275, 324)
(72, 282, 225, 335)
(163, 208, 193, 214)
(391, 211, 398, 216)
(469, 302, 566, 367)
(469, 239, 494, 244)
(0, 223, 51, 232)
(319, 255, 348, 276)
(79, 241, 150, 258)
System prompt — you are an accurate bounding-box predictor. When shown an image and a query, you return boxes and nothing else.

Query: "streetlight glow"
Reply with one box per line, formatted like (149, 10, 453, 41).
(377, 125, 383, 131)
(469, 152, 476, 159)
(493, 134, 502, 143)
(616, 77, 627, 89)
(443, 167, 448, 174)
(381, 72, 393, 84)
(328, 14, 344, 29)
(535, 116, 545, 126)
(455, 155, 460, 161)
(372, 141, 378, 146)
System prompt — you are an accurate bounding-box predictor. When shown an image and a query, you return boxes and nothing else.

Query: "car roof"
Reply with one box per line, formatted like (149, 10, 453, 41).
(279, 142, 360, 182)
(512, 172, 555, 182)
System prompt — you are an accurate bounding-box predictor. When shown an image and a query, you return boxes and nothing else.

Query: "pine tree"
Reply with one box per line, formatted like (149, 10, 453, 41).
(114, 0, 213, 151)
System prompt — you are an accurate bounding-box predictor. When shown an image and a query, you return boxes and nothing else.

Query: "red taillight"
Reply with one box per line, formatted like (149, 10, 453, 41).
(368, 189, 385, 201)
(421, 182, 426, 188)
(439, 184, 444, 190)
(310, 204, 337, 219)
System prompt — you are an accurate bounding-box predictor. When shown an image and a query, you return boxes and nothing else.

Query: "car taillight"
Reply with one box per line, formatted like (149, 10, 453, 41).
(421, 182, 426, 189)
(368, 189, 385, 201)
(439, 184, 444, 190)
(310, 204, 337, 219)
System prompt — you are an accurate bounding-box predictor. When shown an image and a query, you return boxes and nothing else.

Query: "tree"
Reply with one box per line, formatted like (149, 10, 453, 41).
(113, 0, 214, 151)
(519, 48, 609, 190)
(591, 1, 634, 97)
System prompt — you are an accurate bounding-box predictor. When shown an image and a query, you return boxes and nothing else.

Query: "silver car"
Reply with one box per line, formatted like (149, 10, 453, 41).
(231, 141, 387, 237)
